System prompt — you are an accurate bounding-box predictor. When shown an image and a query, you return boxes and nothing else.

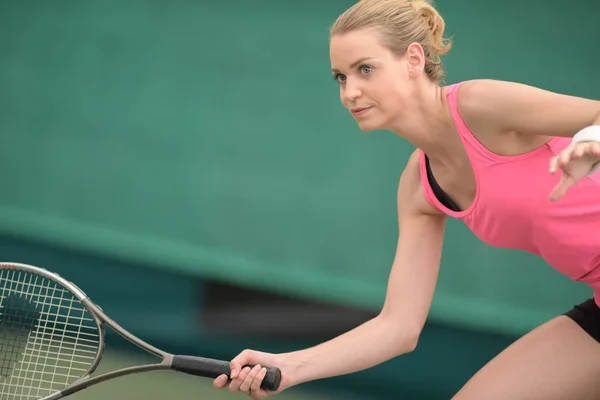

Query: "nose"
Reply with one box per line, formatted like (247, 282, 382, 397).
(342, 79, 362, 104)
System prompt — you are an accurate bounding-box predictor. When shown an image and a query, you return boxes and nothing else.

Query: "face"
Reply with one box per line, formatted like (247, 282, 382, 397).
(329, 28, 425, 132)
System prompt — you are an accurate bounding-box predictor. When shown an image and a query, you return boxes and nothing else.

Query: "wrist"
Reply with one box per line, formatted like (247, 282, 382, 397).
(593, 111, 600, 126)
(274, 352, 310, 388)
(589, 159, 600, 176)
(573, 125, 600, 176)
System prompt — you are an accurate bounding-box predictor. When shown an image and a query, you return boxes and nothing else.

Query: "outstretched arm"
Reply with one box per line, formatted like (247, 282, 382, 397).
(214, 151, 447, 399)
(455, 79, 600, 138)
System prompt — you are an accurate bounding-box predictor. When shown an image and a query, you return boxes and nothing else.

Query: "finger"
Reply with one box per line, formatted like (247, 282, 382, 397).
(229, 367, 252, 392)
(549, 155, 560, 173)
(213, 374, 229, 389)
(230, 350, 252, 380)
(240, 365, 263, 393)
(590, 142, 600, 157)
(559, 147, 573, 167)
(251, 367, 268, 393)
(573, 143, 586, 159)
(549, 175, 574, 202)
(229, 360, 242, 380)
(229, 367, 238, 380)
(549, 183, 565, 202)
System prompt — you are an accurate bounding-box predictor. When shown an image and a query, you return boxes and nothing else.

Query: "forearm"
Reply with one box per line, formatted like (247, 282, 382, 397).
(594, 110, 600, 126)
(281, 315, 418, 386)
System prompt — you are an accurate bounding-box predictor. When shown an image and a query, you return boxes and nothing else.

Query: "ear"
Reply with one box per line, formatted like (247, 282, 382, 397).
(405, 42, 426, 78)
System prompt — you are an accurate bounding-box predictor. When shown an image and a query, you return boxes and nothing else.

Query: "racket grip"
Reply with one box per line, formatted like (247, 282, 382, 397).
(171, 355, 282, 391)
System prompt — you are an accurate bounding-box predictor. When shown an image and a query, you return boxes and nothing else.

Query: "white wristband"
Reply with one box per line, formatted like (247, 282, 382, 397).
(573, 125, 600, 176)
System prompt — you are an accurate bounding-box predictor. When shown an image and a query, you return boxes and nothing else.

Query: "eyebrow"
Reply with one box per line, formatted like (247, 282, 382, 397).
(331, 57, 374, 73)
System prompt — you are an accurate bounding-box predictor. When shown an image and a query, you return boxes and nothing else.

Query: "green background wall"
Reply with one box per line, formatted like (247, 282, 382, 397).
(0, 0, 598, 398)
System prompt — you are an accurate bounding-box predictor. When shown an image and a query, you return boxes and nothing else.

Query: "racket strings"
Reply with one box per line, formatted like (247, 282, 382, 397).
(0, 269, 100, 400)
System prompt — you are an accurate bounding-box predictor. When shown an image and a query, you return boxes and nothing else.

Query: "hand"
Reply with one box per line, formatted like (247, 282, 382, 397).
(549, 139, 600, 201)
(213, 349, 293, 399)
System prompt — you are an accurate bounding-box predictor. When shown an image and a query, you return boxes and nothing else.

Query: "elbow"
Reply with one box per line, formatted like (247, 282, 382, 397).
(393, 326, 420, 355)
(402, 327, 421, 353)
(378, 314, 422, 354)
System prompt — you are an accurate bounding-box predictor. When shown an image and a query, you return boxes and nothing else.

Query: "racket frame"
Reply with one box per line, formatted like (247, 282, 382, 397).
(52, 299, 177, 400)
(0, 262, 229, 400)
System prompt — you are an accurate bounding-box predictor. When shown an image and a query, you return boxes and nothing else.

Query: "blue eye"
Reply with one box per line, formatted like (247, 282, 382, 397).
(360, 65, 372, 74)
(334, 73, 346, 84)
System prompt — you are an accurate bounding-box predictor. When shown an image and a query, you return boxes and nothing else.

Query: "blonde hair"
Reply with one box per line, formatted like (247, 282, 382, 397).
(330, 0, 453, 82)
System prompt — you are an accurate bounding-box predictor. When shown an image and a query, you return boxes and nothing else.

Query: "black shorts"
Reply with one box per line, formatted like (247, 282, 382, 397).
(564, 298, 600, 342)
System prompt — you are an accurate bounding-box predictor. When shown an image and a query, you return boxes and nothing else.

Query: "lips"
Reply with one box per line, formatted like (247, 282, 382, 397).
(350, 106, 372, 116)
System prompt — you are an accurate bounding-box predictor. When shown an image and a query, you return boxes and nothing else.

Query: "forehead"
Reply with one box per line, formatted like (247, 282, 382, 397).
(329, 28, 388, 67)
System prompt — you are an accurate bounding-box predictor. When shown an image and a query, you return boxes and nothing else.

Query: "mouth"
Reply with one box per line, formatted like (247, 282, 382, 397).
(350, 107, 372, 117)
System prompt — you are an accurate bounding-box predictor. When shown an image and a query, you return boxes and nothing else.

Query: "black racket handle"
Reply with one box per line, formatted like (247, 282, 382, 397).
(171, 355, 282, 391)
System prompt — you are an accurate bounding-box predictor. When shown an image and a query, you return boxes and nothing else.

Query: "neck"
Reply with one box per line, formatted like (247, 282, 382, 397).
(387, 83, 456, 161)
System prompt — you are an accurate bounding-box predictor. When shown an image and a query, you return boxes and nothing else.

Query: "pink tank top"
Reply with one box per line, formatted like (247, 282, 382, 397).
(419, 82, 600, 307)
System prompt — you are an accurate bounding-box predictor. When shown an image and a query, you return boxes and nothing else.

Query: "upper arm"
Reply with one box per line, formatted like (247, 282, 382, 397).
(379, 151, 446, 334)
(457, 79, 600, 138)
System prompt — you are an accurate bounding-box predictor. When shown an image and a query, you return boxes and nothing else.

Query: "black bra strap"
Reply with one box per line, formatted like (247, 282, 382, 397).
(424, 155, 462, 212)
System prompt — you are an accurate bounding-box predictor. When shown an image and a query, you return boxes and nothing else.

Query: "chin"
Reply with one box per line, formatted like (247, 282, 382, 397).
(357, 124, 375, 132)
(355, 119, 384, 132)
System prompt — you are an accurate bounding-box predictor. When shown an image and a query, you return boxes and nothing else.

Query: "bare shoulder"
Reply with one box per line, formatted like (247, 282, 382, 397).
(455, 78, 529, 104)
(398, 149, 445, 218)
(451, 79, 545, 147)
(455, 79, 534, 109)
(456, 78, 575, 102)
(453, 79, 599, 138)
(452, 79, 506, 128)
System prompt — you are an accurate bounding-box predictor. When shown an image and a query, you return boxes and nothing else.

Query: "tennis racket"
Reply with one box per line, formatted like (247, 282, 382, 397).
(0, 261, 282, 400)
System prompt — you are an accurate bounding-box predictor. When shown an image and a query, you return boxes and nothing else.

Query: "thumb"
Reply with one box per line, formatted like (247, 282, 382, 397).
(549, 173, 575, 201)
(229, 349, 253, 379)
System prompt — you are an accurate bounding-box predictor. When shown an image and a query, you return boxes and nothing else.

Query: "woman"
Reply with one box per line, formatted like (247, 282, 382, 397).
(213, 0, 600, 398)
